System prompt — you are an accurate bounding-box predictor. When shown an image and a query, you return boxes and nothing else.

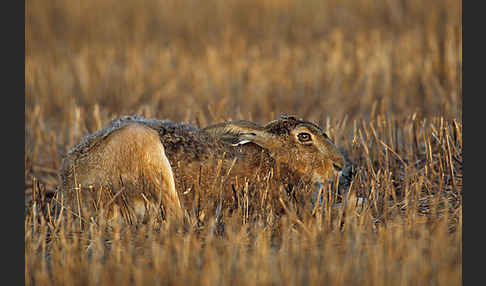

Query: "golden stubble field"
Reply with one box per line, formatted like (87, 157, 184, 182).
(25, 0, 462, 285)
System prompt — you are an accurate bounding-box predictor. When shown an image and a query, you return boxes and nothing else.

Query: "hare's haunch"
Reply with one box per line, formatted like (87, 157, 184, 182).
(60, 115, 345, 219)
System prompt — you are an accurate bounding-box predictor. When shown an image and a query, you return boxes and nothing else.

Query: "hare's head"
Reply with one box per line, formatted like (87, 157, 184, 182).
(204, 115, 345, 185)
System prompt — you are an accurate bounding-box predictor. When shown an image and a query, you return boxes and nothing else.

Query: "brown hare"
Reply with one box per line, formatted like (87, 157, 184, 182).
(59, 114, 345, 222)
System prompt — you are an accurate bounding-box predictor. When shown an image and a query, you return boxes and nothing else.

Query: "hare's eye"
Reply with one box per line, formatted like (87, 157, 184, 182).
(297, 132, 312, 143)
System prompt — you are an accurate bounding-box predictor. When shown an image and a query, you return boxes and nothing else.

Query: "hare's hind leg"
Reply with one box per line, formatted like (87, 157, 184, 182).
(104, 123, 182, 220)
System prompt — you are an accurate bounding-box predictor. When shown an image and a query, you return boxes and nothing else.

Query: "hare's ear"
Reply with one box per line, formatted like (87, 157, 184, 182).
(212, 130, 276, 148)
(203, 120, 260, 145)
(203, 121, 278, 149)
(235, 131, 279, 149)
(218, 133, 254, 146)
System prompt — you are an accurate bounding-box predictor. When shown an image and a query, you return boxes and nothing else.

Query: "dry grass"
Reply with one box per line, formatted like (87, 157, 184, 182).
(25, 0, 462, 285)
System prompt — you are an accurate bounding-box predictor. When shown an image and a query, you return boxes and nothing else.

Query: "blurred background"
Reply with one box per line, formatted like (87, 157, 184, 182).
(25, 0, 461, 161)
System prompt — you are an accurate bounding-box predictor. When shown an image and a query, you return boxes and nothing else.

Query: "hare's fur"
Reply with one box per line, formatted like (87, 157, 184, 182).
(60, 115, 344, 221)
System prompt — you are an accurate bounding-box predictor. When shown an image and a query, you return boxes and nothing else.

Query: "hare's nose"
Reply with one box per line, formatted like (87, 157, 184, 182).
(332, 162, 343, 172)
(332, 154, 345, 172)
